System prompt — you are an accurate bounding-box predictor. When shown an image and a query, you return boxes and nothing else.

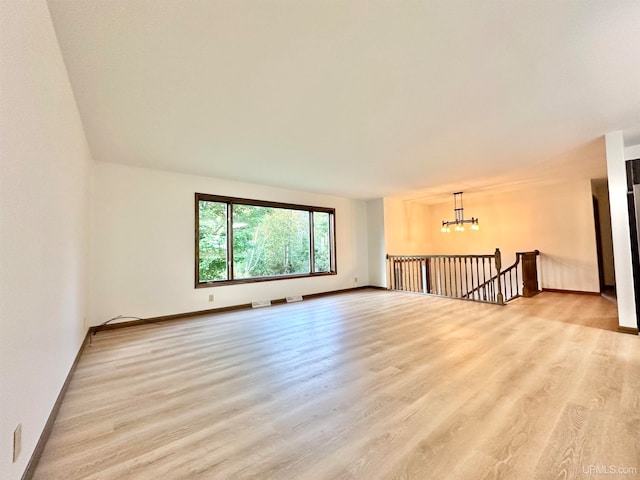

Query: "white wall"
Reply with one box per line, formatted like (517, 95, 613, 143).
(385, 181, 601, 293)
(383, 198, 432, 255)
(605, 133, 640, 329)
(90, 162, 369, 324)
(0, 2, 92, 479)
(625, 144, 640, 160)
(366, 199, 386, 287)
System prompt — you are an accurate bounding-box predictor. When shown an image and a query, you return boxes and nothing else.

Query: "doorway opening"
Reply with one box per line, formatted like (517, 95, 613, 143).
(591, 178, 616, 297)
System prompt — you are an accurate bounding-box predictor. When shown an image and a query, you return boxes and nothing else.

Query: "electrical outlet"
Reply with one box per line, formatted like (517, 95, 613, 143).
(13, 424, 21, 463)
(208, 294, 214, 302)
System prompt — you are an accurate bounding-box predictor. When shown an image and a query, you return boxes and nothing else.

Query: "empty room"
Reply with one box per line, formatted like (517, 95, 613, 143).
(2, 1, 640, 479)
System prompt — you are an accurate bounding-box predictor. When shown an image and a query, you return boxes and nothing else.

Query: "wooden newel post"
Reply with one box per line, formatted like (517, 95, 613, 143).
(521, 250, 541, 297)
(495, 248, 504, 305)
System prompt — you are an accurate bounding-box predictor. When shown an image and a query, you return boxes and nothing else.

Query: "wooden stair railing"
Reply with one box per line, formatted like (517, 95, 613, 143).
(386, 249, 540, 305)
(387, 249, 503, 305)
(497, 250, 540, 302)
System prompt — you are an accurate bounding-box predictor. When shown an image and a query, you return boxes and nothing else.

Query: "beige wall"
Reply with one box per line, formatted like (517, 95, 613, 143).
(383, 198, 433, 255)
(385, 180, 601, 293)
(0, 2, 93, 479)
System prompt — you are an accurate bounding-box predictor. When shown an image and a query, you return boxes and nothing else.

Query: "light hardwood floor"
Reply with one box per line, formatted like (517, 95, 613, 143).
(33, 290, 640, 480)
(511, 291, 620, 332)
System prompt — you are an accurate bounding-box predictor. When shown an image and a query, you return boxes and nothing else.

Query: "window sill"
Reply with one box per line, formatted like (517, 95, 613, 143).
(195, 271, 337, 288)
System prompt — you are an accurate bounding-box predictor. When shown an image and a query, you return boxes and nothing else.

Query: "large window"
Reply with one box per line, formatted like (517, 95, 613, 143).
(196, 193, 336, 287)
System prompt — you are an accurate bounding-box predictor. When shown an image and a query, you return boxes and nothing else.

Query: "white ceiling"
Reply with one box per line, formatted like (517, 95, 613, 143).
(48, 0, 640, 202)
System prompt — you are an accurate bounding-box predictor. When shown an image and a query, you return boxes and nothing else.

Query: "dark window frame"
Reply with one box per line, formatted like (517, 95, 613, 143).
(195, 193, 337, 288)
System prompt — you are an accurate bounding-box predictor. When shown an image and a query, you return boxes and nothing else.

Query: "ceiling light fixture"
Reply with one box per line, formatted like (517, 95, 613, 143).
(441, 192, 479, 233)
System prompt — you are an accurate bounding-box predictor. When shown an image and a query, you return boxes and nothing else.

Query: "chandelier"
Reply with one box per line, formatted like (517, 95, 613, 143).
(441, 192, 479, 233)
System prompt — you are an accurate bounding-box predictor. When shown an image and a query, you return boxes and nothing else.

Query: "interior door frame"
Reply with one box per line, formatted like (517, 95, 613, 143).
(625, 158, 640, 331)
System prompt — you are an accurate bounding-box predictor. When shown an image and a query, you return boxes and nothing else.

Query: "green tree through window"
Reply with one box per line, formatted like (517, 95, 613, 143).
(195, 194, 336, 286)
(313, 211, 331, 273)
(198, 201, 227, 281)
(233, 205, 310, 278)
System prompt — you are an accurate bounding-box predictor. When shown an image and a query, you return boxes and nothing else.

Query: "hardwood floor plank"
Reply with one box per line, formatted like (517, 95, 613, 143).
(32, 290, 639, 480)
